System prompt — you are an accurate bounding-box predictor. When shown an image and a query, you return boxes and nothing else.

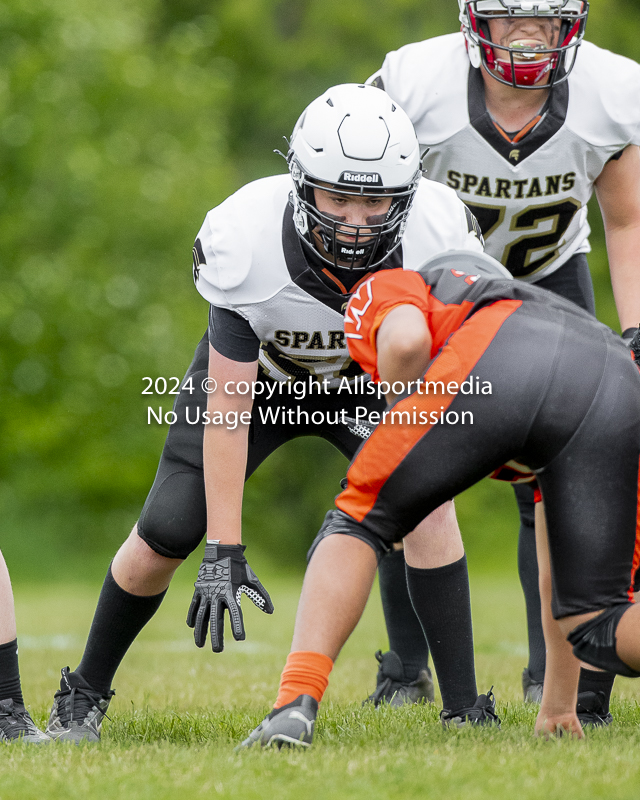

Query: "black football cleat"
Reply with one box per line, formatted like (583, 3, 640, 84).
(576, 690, 613, 727)
(46, 667, 114, 743)
(522, 667, 544, 704)
(365, 650, 434, 707)
(0, 699, 50, 744)
(238, 695, 318, 749)
(440, 689, 501, 729)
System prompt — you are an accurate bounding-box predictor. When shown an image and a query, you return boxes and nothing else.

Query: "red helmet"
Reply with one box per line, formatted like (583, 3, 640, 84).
(459, 0, 589, 89)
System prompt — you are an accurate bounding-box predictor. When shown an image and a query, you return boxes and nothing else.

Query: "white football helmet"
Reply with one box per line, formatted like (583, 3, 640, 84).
(287, 83, 421, 270)
(458, 0, 589, 89)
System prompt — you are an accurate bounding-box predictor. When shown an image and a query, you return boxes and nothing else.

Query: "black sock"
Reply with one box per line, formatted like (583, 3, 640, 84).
(578, 668, 615, 713)
(0, 639, 23, 705)
(405, 555, 477, 711)
(515, 488, 546, 682)
(76, 566, 166, 694)
(378, 549, 430, 681)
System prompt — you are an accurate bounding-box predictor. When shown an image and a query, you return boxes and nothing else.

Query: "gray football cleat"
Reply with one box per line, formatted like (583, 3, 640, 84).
(238, 695, 318, 749)
(522, 668, 544, 704)
(576, 691, 613, 727)
(440, 689, 501, 729)
(0, 699, 50, 744)
(365, 650, 435, 707)
(46, 667, 114, 743)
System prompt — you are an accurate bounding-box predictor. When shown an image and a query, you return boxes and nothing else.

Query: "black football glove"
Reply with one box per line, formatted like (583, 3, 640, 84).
(622, 326, 640, 368)
(186, 542, 274, 652)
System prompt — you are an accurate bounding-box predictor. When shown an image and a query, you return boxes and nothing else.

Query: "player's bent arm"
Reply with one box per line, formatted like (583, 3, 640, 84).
(595, 145, 640, 332)
(188, 346, 272, 652)
(203, 343, 258, 545)
(533, 502, 583, 738)
(375, 304, 463, 565)
(376, 304, 432, 403)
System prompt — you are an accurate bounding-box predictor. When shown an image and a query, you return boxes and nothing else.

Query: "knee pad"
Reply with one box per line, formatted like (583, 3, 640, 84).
(567, 604, 640, 678)
(138, 471, 207, 560)
(306, 509, 390, 563)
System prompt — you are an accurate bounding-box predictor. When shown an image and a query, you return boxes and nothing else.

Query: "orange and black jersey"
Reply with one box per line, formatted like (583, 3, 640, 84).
(326, 275, 640, 618)
(344, 263, 599, 383)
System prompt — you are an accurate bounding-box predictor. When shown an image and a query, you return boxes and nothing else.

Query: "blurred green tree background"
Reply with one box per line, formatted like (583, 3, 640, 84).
(1, 0, 638, 579)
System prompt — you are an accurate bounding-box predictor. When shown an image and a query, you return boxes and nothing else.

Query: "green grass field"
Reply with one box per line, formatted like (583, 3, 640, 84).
(4, 566, 640, 800)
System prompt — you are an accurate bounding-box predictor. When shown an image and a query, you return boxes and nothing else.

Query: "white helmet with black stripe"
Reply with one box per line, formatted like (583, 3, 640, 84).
(287, 83, 421, 270)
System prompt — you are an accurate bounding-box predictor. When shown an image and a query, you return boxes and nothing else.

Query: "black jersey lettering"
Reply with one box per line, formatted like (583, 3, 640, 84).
(526, 178, 543, 198)
(447, 170, 462, 190)
(274, 330, 291, 347)
(291, 331, 310, 349)
(461, 174, 478, 193)
(513, 180, 528, 199)
(495, 179, 511, 199)
(475, 177, 492, 197)
(545, 175, 562, 196)
(306, 331, 325, 350)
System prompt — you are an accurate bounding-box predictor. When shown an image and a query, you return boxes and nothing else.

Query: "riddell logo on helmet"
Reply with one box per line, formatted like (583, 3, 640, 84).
(339, 171, 383, 185)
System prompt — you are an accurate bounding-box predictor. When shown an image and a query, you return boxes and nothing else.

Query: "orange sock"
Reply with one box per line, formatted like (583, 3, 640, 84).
(274, 651, 334, 709)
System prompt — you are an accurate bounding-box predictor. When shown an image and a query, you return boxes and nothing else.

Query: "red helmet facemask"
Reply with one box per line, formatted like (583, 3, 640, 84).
(462, 1, 588, 89)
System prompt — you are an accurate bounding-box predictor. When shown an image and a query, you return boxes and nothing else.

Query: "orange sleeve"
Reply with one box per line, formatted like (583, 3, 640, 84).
(344, 270, 431, 382)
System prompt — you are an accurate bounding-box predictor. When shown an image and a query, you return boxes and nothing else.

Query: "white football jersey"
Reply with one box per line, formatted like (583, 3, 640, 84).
(194, 173, 482, 386)
(370, 34, 640, 281)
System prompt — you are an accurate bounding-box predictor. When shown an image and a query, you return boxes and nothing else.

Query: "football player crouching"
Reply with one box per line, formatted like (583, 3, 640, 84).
(240, 252, 640, 749)
(45, 84, 489, 743)
(368, 0, 640, 717)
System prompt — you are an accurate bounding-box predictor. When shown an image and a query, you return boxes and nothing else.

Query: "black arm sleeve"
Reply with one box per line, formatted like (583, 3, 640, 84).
(208, 305, 260, 362)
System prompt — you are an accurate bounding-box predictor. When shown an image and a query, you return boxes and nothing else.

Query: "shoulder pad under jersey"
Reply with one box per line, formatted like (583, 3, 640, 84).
(368, 34, 471, 146)
(567, 41, 640, 149)
(402, 178, 484, 270)
(194, 174, 294, 309)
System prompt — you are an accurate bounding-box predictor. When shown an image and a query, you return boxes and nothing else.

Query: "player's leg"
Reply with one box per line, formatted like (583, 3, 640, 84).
(46, 355, 304, 742)
(46, 335, 213, 742)
(289, 535, 378, 661)
(305, 500, 475, 714)
(515, 486, 612, 716)
(536, 333, 640, 693)
(514, 482, 545, 701)
(240, 533, 378, 749)
(0, 550, 18, 698)
(521, 255, 606, 705)
(323, 396, 435, 705)
(0, 550, 49, 743)
(242, 444, 501, 749)
(401, 502, 487, 722)
(333, 302, 594, 726)
(373, 543, 435, 705)
(244, 303, 555, 747)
